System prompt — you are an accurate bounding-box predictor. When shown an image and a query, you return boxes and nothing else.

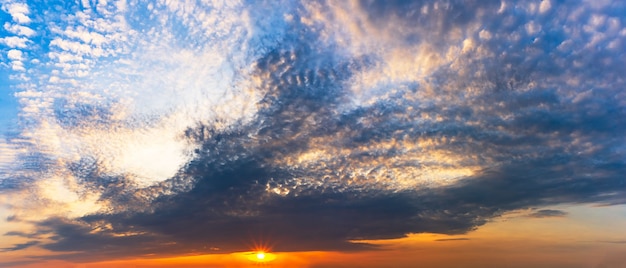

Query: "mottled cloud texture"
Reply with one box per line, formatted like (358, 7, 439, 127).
(0, 0, 625, 262)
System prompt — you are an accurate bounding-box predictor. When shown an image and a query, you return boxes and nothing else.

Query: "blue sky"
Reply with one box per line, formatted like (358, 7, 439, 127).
(0, 73, 18, 131)
(1, 0, 625, 267)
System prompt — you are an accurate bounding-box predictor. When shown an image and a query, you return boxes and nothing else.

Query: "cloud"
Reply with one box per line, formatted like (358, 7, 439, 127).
(0, 36, 30, 48)
(6, 49, 25, 71)
(527, 209, 568, 218)
(0, 139, 20, 176)
(3, 23, 36, 37)
(539, 0, 552, 14)
(1, 2, 31, 24)
(7, 49, 23, 60)
(434, 238, 470, 242)
(597, 240, 626, 244)
(1, 241, 38, 252)
(0, 0, 625, 262)
(1, 0, 292, 225)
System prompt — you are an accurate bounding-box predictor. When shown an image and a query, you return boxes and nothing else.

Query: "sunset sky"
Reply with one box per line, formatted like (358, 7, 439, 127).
(1, 0, 626, 267)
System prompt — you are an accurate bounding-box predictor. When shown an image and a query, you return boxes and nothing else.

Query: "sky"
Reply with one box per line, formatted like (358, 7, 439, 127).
(0, 0, 625, 267)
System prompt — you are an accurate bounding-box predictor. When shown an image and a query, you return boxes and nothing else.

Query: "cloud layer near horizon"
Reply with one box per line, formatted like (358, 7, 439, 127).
(1, 0, 625, 262)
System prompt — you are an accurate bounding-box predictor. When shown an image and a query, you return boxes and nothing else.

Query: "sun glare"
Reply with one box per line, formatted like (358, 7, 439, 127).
(242, 250, 276, 263)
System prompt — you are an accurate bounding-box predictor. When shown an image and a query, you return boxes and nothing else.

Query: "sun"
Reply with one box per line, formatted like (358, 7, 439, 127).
(242, 250, 276, 263)
(242, 232, 276, 263)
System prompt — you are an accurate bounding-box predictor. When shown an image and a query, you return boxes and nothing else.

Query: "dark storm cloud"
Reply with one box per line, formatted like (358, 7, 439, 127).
(527, 209, 568, 218)
(21, 0, 626, 261)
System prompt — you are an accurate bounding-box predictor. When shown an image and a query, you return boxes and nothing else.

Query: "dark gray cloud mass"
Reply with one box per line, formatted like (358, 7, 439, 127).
(3, 0, 626, 262)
